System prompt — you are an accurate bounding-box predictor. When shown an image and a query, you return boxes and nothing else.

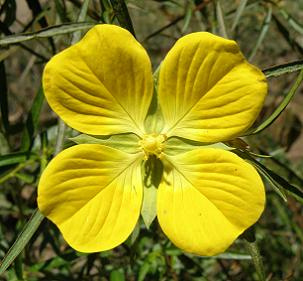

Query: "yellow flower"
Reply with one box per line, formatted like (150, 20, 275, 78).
(37, 24, 267, 256)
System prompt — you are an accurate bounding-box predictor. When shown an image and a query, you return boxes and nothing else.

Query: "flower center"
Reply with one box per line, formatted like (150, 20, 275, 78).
(139, 133, 167, 159)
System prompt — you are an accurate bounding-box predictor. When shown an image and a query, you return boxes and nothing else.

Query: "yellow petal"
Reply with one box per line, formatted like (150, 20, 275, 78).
(157, 148, 265, 256)
(38, 144, 144, 252)
(43, 24, 153, 136)
(158, 32, 267, 142)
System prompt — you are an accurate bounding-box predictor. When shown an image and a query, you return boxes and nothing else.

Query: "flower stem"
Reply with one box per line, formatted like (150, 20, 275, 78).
(244, 239, 266, 281)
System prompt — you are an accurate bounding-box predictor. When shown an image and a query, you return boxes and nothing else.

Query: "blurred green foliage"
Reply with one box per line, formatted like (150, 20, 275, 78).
(0, 0, 303, 280)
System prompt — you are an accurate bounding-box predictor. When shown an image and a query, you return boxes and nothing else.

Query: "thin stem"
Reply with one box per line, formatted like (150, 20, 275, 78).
(244, 240, 266, 281)
(0, 161, 34, 184)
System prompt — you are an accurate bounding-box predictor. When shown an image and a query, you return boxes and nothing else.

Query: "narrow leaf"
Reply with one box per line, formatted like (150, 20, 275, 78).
(26, 0, 56, 54)
(231, 0, 248, 31)
(279, 7, 303, 35)
(252, 161, 288, 202)
(0, 22, 94, 46)
(0, 152, 34, 168)
(109, 0, 135, 36)
(181, 2, 193, 33)
(0, 210, 44, 274)
(71, 0, 90, 44)
(110, 270, 125, 281)
(54, 0, 70, 23)
(249, 6, 272, 61)
(263, 60, 303, 77)
(20, 87, 44, 151)
(0, 1, 92, 274)
(273, 13, 303, 55)
(237, 150, 303, 201)
(247, 69, 303, 135)
(216, 0, 228, 38)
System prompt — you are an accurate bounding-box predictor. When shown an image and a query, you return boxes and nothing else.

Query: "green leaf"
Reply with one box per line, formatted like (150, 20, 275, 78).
(54, 0, 70, 23)
(110, 269, 125, 281)
(231, 0, 248, 31)
(237, 150, 303, 202)
(247, 69, 303, 135)
(0, 152, 34, 168)
(0, 1, 91, 275)
(0, 209, 44, 274)
(100, 0, 115, 24)
(70, 133, 141, 154)
(216, 0, 227, 38)
(71, 0, 90, 44)
(109, 0, 135, 36)
(248, 5, 272, 61)
(272, 13, 303, 54)
(278, 7, 303, 35)
(262, 153, 303, 191)
(13, 255, 23, 281)
(15, 172, 35, 184)
(181, 1, 193, 33)
(0, 22, 94, 46)
(29, 256, 71, 272)
(263, 60, 303, 77)
(138, 262, 150, 281)
(252, 162, 288, 202)
(271, 196, 303, 243)
(20, 87, 44, 151)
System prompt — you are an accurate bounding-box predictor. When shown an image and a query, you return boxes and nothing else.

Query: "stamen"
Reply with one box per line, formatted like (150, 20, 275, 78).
(139, 133, 167, 159)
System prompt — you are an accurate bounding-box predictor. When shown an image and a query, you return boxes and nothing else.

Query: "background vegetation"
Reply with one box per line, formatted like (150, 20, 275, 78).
(0, 0, 302, 280)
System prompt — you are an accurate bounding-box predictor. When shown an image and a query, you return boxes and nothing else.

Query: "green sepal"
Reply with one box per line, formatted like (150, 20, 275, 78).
(143, 66, 164, 134)
(69, 133, 141, 154)
(164, 137, 232, 156)
(141, 184, 157, 230)
(141, 156, 163, 229)
(144, 89, 164, 134)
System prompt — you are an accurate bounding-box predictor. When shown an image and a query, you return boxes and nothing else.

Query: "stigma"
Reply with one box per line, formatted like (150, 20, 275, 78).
(139, 133, 167, 159)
